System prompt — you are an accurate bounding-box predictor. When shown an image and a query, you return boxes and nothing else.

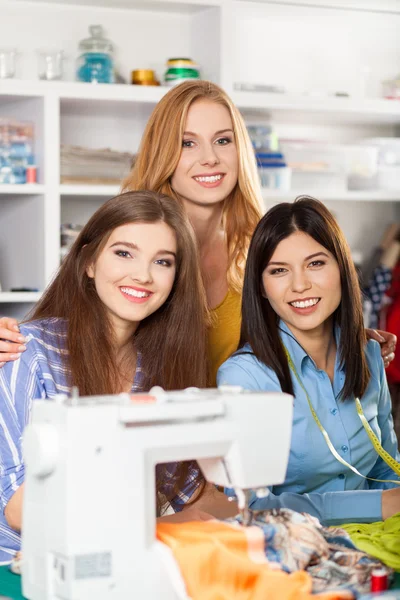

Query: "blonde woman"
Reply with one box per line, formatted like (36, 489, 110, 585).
(123, 80, 262, 383)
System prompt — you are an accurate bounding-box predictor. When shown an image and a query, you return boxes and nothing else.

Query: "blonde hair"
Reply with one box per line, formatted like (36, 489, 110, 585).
(122, 80, 263, 292)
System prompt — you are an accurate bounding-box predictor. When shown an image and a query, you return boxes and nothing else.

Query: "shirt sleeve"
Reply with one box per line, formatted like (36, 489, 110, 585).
(366, 343, 400, 489)
(0, 348, 43, 511)
(247, 487, 383, 526)
(159, 461, 202, 513)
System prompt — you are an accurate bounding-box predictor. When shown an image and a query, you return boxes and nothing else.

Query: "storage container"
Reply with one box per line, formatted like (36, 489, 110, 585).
(361, 138, 400, 166)
(0, 118, 35, 184)
(258, 165, 291, 191)
(377, 165, 400, 190)
(345, 145, 378, 190)
(280, 140, 347, 192)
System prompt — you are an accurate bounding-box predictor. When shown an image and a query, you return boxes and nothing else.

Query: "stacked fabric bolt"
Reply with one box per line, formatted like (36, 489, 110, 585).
(60, 145, 136, 184)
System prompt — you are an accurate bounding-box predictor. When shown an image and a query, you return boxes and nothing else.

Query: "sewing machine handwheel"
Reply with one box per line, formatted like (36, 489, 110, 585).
(23, 424, 59, 478)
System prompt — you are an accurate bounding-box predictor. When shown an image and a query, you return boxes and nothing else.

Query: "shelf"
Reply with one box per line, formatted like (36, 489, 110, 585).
(234, 91, 400, 125)
(0, 292, 42, 303)
(14, 0, 222, 13)
(262, 189, 400, 203)
(0, 184, 46, 195)
(60, 184, 120, 197)
(0, 79, 168, 104)
(3, 81, 400, 126)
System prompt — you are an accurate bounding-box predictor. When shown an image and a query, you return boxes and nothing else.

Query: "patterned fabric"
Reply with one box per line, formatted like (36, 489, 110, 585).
(0, 318, 196, 563)
(363, 264, 392, 329)
(236, 509, 390, 595)
(157, 508, 390, 599)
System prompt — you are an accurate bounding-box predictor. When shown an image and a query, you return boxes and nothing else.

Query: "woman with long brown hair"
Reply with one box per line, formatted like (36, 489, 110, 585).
(218, 196, 400, 525)
(0, 190, 209, 564)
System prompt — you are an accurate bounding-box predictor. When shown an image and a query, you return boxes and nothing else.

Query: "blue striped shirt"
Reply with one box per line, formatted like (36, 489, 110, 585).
(0, 318, 199, 563)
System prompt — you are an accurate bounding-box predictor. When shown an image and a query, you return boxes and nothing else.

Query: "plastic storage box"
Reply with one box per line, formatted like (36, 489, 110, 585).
(361, 138, 400, 166)
(0, 118, 35, 184)
(279, 140, 347, 192)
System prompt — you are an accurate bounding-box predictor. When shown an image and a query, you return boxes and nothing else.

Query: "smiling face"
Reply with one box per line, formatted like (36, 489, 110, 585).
(87, 221, 177, 344)
(262, 231, 342, 340)
(170, 99, 239, 208)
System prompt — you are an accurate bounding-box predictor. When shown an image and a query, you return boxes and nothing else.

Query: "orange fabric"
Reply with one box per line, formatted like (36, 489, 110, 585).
(157, 520, 353, 600)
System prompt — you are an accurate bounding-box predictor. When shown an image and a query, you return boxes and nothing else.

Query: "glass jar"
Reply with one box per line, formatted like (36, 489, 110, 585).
(76, 25, 114, 84)
(37, 49, 64, 81)
(0, 48, 17, 79)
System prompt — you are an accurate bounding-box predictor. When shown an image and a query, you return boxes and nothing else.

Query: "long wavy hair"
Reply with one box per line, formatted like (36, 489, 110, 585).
(240, 196, 370, 401)
(122, 80, 263, 292)
(29, 191, 209, 511)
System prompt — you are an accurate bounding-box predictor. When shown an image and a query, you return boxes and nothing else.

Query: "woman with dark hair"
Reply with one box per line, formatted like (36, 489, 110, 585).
(0, 190, 209, 564)
(217, 196, 400, 526)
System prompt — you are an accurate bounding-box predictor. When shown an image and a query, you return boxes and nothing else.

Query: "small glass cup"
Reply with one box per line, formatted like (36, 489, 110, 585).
(37, 49, 64, 81)
(0, 48, 17, 79)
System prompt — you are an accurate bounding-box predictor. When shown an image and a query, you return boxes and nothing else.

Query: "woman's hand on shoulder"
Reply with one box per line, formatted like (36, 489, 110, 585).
(0, 317, 27, 367)
(366, 328, 397, 368)
(382, 487, 400, 520)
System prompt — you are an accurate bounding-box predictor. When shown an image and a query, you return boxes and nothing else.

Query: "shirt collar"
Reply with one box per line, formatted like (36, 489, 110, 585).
(278, 320, 344, 375)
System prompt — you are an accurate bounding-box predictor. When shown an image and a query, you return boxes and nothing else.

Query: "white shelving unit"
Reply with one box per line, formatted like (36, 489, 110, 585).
(1, 0, 400, 317)
(262, 190, 400, 203)
(0, 292, 42, 303)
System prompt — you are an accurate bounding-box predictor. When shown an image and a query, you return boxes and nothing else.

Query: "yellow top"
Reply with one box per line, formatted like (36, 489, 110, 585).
(208, 289, 242, 385)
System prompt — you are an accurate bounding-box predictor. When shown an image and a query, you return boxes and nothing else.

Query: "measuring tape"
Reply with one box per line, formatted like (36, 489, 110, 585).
(283, 345, 400, 484)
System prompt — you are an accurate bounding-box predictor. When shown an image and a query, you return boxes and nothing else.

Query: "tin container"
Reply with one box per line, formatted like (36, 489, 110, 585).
(131, 69, 159, 86)
(164, 58, 200, 86)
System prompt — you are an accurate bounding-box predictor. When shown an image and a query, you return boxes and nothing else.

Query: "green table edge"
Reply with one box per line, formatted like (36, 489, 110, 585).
(0, 566, 399, 599)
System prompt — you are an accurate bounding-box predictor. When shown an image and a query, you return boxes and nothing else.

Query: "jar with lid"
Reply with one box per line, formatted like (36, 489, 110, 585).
(76, 25, 114, 84)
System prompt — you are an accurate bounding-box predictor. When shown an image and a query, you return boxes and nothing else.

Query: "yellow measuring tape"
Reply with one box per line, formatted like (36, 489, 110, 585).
(283, 345, 400, 484)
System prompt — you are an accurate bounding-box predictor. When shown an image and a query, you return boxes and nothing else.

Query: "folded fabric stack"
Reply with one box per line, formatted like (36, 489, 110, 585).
(157, 508, 390, 600)
(60, 145, 136, 184)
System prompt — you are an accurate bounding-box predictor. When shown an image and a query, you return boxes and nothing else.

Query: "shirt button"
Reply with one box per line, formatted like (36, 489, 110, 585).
(341, 445, 349, 453)
(338, 474, 345, 480)
(330, 408, 338, 415)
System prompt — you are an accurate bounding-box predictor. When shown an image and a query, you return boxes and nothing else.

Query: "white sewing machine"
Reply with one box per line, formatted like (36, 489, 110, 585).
(21, 385, 293, 600)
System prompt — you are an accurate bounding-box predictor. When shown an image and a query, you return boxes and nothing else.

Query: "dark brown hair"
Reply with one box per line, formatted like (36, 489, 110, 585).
(240, 195, 370, 401)
(29, 190, 209, 510)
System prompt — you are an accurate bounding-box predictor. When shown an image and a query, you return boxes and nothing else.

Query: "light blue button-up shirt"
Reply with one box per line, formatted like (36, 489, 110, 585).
(217, 321, 400, 526)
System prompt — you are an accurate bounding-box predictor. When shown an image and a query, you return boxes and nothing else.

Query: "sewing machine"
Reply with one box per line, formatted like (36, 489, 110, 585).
(21, 385, 293, 600)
